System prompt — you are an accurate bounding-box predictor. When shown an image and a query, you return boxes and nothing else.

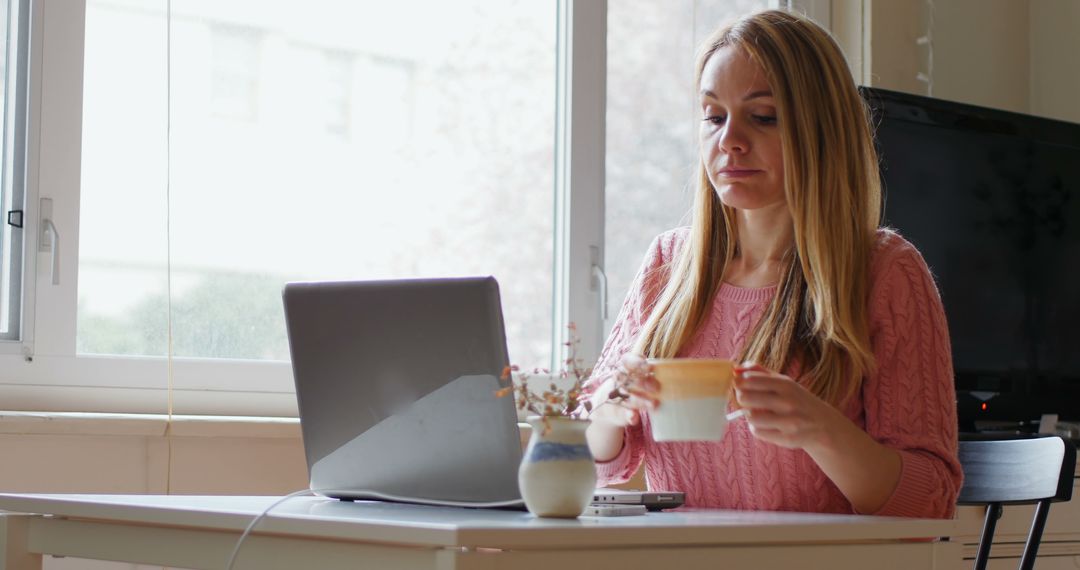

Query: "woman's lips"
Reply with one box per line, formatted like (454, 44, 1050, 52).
(716, 169, 761, 178)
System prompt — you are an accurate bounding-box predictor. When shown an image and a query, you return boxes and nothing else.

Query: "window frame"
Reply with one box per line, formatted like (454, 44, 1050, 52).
(553, 0, 606, 370)
(0, 0, 831, 416)
(0, 0, 32, 345)
(0, 0, 610, 416)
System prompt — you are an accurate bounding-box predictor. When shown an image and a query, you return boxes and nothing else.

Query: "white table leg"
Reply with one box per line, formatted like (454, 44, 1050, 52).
(0, 515, 43, 570)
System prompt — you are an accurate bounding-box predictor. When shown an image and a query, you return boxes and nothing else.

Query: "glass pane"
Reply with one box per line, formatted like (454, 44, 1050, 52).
(0, 0, 17, 339)
(604, 0, 768, 332)
(79, 0, 170, 356)
(79, 0, 556, 370)
(0, 0, 11, 336)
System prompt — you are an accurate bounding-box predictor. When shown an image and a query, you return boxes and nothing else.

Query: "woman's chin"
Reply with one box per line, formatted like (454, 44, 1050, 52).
(715, 187, 784, 211)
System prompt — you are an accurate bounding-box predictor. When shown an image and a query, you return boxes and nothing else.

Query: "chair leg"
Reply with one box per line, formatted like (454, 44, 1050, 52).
(1018, 500, 1052, 570)
(974, 503, 1002, 570)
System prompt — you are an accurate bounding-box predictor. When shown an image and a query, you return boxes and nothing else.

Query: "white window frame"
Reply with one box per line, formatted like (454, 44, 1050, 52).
(0, 0, 34, 348)
(0, 0, 613, 416)
(787, 0, 831, 26)
(784, 0, 866, 85)
(0, 0, 41, 358)
(553, 0, 606, 369)
(0, 0, 837, 417)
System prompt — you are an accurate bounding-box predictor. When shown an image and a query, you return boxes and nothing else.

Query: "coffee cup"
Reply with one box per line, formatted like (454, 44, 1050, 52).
(647, 358, 734, 442)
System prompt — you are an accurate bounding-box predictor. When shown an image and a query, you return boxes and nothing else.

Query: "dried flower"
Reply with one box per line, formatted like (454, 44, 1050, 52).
(495, 323, 631, 433)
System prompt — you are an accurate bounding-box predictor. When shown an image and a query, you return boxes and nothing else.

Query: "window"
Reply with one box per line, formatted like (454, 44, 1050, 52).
(3, 0, 804, 416)
(355, 54, 415, 149)
(78, 0, 169, 358)
(209, 23, 262, 122)
(0, 0, 29, 343)
(320, 50, 352, 138)
(70, 0, 556, 413)
(604, 0, 770, 333)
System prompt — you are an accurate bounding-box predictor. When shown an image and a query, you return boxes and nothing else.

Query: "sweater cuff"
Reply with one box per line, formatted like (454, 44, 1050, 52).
(594, 426, 640, 486)
(866, 450, 945, 518)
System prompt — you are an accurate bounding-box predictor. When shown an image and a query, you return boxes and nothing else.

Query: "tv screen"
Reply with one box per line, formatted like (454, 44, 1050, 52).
(862, 87, 1080, 430)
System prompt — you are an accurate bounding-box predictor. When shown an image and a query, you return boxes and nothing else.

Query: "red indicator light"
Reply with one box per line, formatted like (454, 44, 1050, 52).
(980, 403, 987, 411)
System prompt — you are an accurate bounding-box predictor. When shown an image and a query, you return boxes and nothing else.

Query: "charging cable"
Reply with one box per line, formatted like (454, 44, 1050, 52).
(223, 488, 521, 568)
(224, 489, 318, 570)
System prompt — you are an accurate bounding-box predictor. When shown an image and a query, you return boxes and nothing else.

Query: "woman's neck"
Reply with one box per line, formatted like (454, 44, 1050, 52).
(725, 205, 794, 288)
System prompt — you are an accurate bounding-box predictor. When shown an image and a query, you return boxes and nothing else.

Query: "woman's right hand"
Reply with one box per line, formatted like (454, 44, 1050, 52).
(589, 353, 662, 429)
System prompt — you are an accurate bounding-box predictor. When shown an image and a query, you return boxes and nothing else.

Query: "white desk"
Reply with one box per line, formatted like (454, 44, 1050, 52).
(0, 493, 960, 570)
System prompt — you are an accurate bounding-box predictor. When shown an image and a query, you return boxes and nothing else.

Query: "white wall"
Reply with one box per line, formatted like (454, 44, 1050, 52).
(0, 415, 616, 569)
(1030, 0, 1080, 123)
(0, 414, 308, 570)
(932, 0, 1030, 114)
(865, 0, 922, 95)
(863, 0, 1079, 124)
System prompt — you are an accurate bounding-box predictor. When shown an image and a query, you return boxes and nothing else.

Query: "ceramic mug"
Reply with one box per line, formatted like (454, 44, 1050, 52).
(647, 358, 734, 442)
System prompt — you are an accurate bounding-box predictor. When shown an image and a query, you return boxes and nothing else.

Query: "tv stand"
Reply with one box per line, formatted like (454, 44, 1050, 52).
(956, 390, 1080, 433)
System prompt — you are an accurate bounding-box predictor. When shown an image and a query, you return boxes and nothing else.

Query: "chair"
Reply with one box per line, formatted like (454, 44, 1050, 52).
(957, 435, 1077, 570)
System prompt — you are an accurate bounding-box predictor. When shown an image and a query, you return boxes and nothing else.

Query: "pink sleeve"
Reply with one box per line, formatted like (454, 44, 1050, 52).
(861, 238, 963, 518)
(582, 230, 682, 485)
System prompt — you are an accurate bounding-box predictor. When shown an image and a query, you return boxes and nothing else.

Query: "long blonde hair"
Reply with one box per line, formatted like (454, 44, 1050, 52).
(633, 10, 882, 407)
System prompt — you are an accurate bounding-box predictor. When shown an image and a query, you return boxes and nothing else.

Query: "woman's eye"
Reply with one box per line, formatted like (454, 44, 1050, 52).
(703, 115, 726, 126)
(753, 114, 777, 125)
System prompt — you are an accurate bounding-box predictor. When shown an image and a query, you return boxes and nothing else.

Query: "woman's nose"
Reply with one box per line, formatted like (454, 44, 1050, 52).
(718, 121, 748, 154)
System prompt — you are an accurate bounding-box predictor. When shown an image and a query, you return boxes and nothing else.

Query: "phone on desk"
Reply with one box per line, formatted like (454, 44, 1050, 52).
(582, 504, 648, 517)
(591, 488, 685, 511)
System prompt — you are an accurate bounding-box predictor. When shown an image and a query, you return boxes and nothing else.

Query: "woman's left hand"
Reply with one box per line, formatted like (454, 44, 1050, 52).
(733, 361, 844, 451)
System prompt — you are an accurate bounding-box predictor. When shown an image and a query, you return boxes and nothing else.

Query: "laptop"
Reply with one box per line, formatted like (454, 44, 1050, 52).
(283, 276, 684, 510)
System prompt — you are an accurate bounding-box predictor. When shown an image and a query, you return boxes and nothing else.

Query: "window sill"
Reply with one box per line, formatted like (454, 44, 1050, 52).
(0, 412, 532, 443)
(0, 411, 301, 438)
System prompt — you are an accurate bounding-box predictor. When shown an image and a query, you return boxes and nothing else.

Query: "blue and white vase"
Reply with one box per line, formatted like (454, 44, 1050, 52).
(519, 416, 597, 518)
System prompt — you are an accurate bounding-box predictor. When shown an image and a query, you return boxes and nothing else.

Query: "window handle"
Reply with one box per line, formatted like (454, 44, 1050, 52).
(590, 245, 607, 321)
(43, 218, 59, 285)
(592, 263, 607, 321)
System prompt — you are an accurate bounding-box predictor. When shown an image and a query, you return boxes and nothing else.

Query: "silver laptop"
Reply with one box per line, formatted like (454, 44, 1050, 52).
(283, 276, 525, 507)
(283, 276, 686, 511)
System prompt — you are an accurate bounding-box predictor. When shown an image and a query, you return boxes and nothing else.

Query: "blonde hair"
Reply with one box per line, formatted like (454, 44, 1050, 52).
(633, 9, 882, 407)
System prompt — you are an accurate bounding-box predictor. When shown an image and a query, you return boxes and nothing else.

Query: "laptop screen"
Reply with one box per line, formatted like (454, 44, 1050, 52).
(283, 276, 524, 506)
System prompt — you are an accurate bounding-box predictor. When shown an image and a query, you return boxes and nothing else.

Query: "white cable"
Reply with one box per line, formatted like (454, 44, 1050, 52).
(224, 489, 317, 570)
(222, 487, 525, 568)
(162, 5, 175, 566)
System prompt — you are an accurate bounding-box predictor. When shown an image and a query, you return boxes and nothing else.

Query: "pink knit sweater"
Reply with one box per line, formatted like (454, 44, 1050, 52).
(586, 227, 962, 518)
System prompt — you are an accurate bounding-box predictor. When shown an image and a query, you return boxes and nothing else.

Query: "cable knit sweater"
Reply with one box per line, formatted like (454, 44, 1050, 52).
(586, 227, 962, 518)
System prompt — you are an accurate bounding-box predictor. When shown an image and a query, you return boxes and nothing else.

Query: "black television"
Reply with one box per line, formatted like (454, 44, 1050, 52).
(862, 87, 1080, 433)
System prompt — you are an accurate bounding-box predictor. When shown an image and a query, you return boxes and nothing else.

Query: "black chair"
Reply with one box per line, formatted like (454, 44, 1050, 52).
(957, 435, 1077, 570)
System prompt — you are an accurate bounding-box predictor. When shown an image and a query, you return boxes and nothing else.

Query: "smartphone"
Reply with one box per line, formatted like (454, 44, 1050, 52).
(591, 489, 685, 511)
(582, 504, 648, 517)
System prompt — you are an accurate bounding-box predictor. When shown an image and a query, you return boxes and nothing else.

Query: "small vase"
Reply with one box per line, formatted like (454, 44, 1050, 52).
(518, 416, 597, 518)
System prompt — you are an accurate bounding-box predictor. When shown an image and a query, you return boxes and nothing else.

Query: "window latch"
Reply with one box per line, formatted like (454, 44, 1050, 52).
(590, 245, 608, 321)
(6, 209, 23, 228)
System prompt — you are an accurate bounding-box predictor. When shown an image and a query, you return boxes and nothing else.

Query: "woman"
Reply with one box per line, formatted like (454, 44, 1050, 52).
(583, 9, 962, 518)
